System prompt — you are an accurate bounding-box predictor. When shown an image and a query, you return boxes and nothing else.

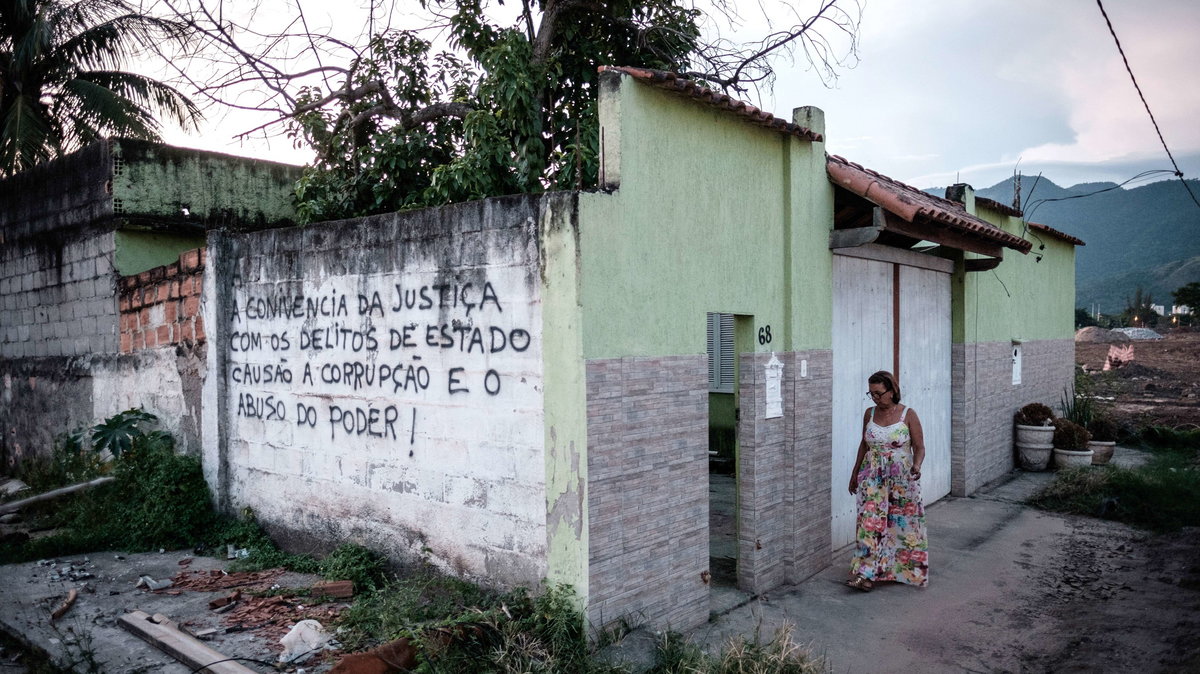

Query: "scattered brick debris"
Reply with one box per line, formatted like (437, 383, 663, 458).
(208, 590, 241, 610)
(171, 568, 284, 592)
(222, 595, 345, 646)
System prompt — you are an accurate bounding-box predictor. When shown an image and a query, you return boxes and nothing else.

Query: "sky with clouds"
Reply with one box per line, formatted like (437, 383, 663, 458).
(774, 0, 1200, 190)
(160, 0, 1200, 192)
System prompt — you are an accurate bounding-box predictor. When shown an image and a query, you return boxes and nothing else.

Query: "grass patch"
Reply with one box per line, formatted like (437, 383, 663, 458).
(336, 580, 629, 672)
(1130, 425, 1200, 451)
(649, 626, 825, 674)
(1029, 448, 1199, 532)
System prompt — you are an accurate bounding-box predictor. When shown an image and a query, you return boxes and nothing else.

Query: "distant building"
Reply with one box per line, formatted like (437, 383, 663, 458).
(1174, 304, 1194, 315)
(1150, 303, 1166, 316)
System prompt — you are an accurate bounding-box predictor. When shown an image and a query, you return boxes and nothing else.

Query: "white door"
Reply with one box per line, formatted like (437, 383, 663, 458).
(831, 254, 952, 549)
(898, 265, 952, 506)
(831, 256, 893, 548)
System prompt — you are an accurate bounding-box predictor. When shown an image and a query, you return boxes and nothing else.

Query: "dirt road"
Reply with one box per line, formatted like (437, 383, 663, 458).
(693, 463, 1200, 673)
(1076, 330, 1200, 429)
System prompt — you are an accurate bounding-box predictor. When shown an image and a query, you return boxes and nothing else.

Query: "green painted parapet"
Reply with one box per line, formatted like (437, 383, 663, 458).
(956, 200, 1077, 343)
(581, 70, 832, 361)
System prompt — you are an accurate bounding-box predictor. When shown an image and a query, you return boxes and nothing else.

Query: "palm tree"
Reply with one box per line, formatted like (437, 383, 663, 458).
(0, 0, 201, 177)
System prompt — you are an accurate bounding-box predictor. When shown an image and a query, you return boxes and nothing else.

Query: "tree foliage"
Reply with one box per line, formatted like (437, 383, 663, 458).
(1172, 281, 1200, 313)
(158, 0, 860, 222)
(0, 0, 201, 177)
(1123, 286, 1158, 327)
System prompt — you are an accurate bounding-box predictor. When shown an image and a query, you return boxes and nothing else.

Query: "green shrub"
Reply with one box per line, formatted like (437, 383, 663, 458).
(319, 543, 390, 591)
(6, 431, 218, 563)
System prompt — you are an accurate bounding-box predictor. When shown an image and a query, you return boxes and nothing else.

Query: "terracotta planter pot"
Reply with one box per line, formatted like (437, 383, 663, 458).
(1053, 447, 1094, 469)
(1016, 442, 1053, 471)
(1015, 424, 1055, 446)
(1088, 440, 1116, 465)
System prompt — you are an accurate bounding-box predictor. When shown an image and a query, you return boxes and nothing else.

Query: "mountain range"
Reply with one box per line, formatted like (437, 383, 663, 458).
(929, 177, 1200, 315)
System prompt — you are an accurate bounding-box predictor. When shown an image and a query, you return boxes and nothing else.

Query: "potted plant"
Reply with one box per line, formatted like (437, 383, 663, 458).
(1014, 403, 1055, 471)
(1052, 418, 1093, 468)
(1015, 403, 1055, 443)
(1087, 415, 1119, 465)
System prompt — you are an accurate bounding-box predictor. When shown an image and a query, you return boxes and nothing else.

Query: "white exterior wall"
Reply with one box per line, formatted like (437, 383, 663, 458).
(203, 199, 548, 586)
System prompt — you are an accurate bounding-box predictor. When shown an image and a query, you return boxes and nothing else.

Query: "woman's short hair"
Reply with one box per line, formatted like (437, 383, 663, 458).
(868, 370, 901, 403)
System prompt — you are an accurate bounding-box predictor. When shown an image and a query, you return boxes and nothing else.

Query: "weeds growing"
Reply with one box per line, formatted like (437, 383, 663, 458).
(2, 411, 829, 673)
(1030, 443, 1199, 532)
(649, 625, 826, 674)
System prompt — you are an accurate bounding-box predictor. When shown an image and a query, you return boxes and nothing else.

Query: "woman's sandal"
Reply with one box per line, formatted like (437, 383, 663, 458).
(845, 576, 873, 592)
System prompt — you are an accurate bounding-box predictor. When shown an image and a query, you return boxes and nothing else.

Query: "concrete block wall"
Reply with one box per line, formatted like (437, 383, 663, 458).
(204, 195, 548, 587)
(118, 248, 206, 352)
(586, 355, 709, 631)
(0, 232, 118, 359)
(951, 339, 1075, 495)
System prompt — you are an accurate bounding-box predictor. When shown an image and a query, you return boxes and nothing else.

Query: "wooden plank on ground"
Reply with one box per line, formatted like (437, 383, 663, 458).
(117, 611, 256, 674)
(0, 477, 116, 514)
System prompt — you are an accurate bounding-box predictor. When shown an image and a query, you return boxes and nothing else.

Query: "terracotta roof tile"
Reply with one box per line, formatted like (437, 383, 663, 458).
(1028, 222, 1085, 246)
(827, 155, 1033, 254)
(974, 195, 1023, 218)
(599, 66, 823, 142)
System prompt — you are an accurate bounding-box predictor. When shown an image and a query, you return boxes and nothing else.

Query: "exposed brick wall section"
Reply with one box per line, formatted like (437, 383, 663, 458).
(586, 355, 709, 631)
(737, 350, 833, 593)
(0, 232, 118, 358)
(951, 339, 1075, 495)
(118, 248, 206, 352)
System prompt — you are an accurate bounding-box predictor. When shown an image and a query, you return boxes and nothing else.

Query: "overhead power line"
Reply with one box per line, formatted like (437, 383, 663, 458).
(1096, 0, 1200, 212)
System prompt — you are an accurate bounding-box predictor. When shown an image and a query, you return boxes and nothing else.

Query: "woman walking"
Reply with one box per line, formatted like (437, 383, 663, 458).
(846, 370, 928, 591)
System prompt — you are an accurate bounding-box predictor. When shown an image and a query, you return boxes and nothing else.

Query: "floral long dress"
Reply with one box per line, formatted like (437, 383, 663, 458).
(850, 405, 929, 586)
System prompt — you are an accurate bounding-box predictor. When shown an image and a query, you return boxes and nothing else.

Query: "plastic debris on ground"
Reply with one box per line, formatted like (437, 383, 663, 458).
(279, 620, 339, 664)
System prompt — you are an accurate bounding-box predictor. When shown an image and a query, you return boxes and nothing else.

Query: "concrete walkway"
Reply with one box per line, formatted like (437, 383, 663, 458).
(686, 449, 1169, 673)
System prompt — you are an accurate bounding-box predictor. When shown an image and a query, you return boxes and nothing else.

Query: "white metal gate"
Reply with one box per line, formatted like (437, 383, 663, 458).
(831, 250, 952, 549)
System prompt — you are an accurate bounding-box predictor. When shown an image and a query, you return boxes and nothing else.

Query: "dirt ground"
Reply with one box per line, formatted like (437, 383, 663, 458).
(695, 462, 1200, 674)
(1075, 329, 1200, 429)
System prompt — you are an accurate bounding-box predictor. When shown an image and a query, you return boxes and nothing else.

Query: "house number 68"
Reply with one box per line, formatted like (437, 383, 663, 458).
(758, 326, 772, 345)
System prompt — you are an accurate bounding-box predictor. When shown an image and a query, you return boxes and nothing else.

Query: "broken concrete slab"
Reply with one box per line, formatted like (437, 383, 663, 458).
(0, 550, 335, 672)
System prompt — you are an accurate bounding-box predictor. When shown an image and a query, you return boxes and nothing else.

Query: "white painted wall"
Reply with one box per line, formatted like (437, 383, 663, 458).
(204, 217, 547, 587)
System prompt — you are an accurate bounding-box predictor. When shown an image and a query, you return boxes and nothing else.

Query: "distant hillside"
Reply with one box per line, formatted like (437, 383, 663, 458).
(927, 177, 1200, 313)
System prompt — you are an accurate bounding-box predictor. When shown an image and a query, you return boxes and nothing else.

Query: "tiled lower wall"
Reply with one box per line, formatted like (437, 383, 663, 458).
(736, 350, 833, 592)
(951, 339, 1075, 495)
(586, 355, 709, 630)
(586, 350, 835, 630)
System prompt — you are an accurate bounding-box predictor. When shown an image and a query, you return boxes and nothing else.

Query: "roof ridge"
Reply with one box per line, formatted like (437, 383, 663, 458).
(599, 66, 823, 143)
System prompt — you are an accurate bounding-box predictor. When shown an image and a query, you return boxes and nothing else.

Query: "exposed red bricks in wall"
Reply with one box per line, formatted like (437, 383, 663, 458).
(117, 247, 206, 353)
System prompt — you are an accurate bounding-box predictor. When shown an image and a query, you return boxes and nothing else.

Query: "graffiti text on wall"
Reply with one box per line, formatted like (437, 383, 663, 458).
(226, 276, 535, 444)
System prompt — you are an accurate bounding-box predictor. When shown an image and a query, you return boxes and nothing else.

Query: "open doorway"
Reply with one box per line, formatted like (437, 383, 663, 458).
(707, 312, 751, 586)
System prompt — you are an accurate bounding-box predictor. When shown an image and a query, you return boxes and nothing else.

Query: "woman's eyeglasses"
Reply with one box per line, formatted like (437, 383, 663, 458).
(866, 390, 887, 399)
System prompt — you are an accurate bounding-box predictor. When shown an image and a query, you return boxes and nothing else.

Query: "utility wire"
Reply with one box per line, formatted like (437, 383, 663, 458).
(1023, 169, 1177, 222)
(1096, 0, 1200, 211)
